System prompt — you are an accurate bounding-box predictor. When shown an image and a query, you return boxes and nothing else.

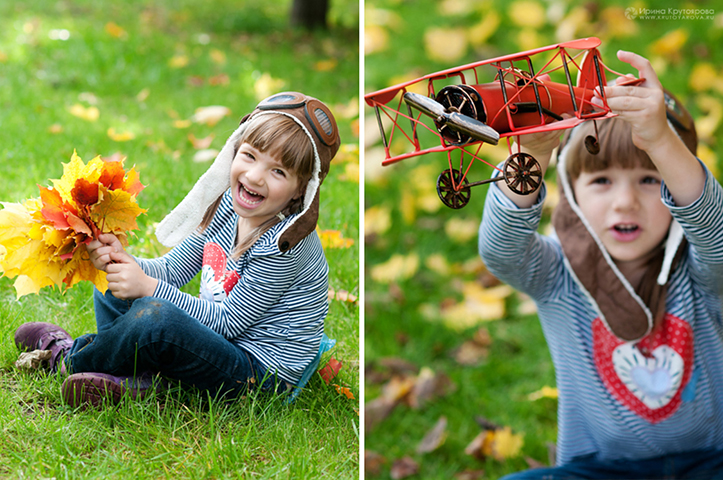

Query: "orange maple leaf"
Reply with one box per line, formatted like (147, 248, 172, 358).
(98, 161, 126, 190)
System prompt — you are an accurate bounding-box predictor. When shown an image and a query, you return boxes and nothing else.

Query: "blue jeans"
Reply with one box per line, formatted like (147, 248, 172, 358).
(65, 289, 284, 398)
(501, 449, 723, 480)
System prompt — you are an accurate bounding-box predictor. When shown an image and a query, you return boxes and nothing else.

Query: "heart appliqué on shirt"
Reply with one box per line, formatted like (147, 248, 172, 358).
(593, 313, 694, 423)
(200, 242, 239, 302)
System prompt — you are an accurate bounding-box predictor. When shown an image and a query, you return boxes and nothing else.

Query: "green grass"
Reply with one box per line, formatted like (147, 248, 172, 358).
(365, 0, 723, 478)
(0, 0, 359, 478)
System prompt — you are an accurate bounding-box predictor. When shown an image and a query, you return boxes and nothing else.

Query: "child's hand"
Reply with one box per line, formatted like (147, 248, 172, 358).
(592, 51, 671, 154)
(87, 233, 124, 272)
(516, 129, 562, 162)
(593, 50, 704, 206)
(105, 250, 158, 300)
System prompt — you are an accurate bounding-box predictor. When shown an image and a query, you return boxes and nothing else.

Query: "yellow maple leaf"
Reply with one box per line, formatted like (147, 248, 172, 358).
(51, 151, 105, 205)
(90, 187, 146, 233)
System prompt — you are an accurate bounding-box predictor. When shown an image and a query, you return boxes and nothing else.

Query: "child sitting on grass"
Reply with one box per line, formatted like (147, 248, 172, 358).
(479, 51, 723, 479)
(14, 92, 340, 408)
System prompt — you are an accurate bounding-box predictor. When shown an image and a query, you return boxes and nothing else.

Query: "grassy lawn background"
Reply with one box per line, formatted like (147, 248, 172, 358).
(365, 1, 723, 478)
(0, 0, 359, 478)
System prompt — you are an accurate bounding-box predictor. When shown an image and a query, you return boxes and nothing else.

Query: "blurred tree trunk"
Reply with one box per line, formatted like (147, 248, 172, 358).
(290, 0, 330, 29)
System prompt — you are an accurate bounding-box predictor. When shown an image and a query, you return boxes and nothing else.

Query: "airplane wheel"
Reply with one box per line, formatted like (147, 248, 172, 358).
(504, 153, 542, 195)
(437, 169, 471, 209)
(584, 135, 600, 154)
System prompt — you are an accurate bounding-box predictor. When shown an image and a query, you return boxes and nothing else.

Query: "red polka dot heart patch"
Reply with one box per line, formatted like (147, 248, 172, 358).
(200, 242, 240, 302)
(593, 313, 694, 423)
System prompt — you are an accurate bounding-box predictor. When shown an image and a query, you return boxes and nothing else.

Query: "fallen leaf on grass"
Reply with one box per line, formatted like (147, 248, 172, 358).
(107, 128, 135, 142)
(468, 10, 499, 46)
(406, 367, 456, 409)
(441, 283, 514, 330)
(188, 133, 215, 149)
(314, 59, 338, 72)
(318, 229, 355, 249)
(425, 27, 467, 63)
(328, 288, 358, 304)
(527, 386, 558, 401)
(465, 426, 524, 462)
(444, 217, 479, 243)
(136, 88, 150, 102)
(169, 54, 189, 68)
(371, 253, 419, 284)
(508, 0, 546, 29)
(525, 456, 546, 469)
(104, 22, 127, 39)
(365, 395, 399, 432)
(390, 456, 419, 480)
(254, 73, 285, 101)
(332, 384, 355, 400)
(650, 29, 688, 61)
(193, 149, 219, 163)
(451, 328, 492, 366)
(365, 450, 387, 476)
(15, 349, 52, 370)
(191, 106, 231, 126)
(319, 357, 343, 384)
(416, 416, 447, 454)
(208, 74, 230, 86)
(209, 49, 226, 65)
(69, 104, 99, 122)
(454, 470, 486, 480)
(365, 204, 391, 238)
(365, 25, 389, 55)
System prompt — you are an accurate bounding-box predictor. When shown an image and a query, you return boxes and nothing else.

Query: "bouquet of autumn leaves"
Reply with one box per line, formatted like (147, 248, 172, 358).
(0, 151, 145, 298)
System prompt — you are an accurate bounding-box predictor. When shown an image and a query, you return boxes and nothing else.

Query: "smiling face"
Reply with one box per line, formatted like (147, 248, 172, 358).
(572, 166, 672, 269)
(230, 142, 301, 229)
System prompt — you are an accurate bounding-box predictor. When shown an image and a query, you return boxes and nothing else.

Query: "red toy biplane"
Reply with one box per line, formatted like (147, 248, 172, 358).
(365, 37, 644, 209)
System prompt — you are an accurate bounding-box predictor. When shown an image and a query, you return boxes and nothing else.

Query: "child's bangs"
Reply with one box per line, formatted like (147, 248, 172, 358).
(239, 114, 314, 179)
(565, 117, 655, 180)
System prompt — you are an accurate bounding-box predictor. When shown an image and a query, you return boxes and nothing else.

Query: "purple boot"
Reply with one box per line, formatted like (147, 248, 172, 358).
(14, 322, 74, 373)
(61, 372, 160, 408)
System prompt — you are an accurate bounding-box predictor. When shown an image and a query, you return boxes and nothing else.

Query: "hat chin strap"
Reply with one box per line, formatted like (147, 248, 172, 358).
(155, 111, 322, 249)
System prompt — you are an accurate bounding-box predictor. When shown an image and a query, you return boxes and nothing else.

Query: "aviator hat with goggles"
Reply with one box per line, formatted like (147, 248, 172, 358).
(155, 92, 341, 252)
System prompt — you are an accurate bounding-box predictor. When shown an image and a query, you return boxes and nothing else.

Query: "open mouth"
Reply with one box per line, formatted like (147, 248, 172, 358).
(239, 183, 265, 206)
(613, 224, 639, 234)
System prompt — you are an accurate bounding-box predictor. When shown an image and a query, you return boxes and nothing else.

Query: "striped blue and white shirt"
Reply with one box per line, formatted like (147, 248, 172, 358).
(479, 165, 723, 465)
(137, 190, 329, 385)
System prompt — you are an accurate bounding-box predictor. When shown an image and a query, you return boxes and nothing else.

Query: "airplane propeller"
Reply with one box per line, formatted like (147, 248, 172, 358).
(403, 92, 500, 146)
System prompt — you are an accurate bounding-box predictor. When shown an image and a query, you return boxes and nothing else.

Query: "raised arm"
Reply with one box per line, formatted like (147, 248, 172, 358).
(594, 50, 705, 206)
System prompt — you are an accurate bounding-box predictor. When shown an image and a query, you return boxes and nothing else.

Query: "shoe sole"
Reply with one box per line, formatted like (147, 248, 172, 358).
(62, 373, 125, 408)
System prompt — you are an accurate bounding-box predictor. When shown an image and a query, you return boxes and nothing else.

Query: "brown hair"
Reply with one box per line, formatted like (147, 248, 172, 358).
(199, 114, 315, 258)
(565, 117, 656, 181)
